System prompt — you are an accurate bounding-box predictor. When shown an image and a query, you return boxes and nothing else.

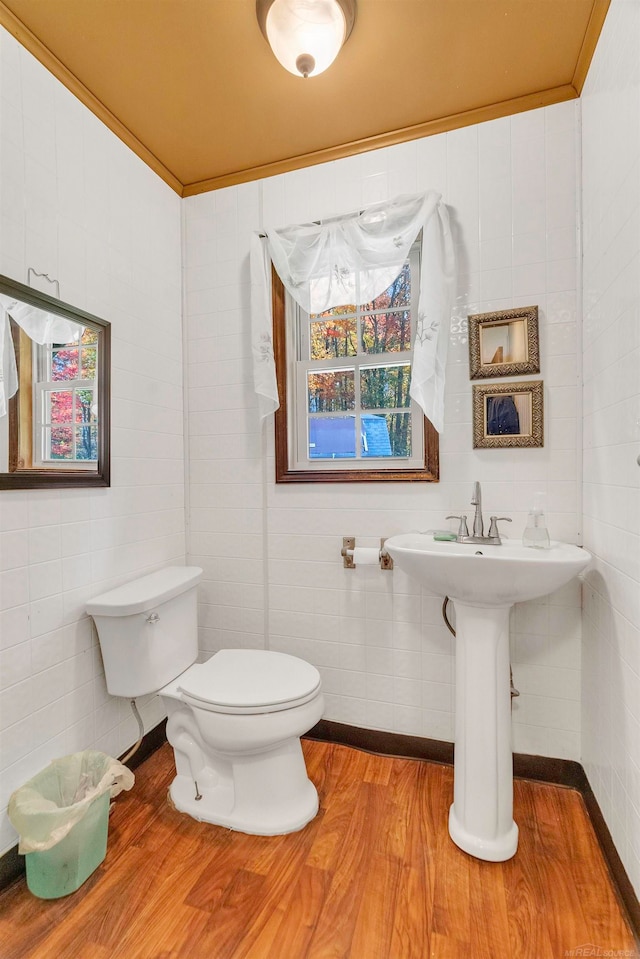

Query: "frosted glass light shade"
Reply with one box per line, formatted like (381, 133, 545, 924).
(258, 0, 355, 78)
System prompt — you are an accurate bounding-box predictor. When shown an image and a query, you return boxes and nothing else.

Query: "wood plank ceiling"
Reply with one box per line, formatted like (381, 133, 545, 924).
(0, 0, 609, 196)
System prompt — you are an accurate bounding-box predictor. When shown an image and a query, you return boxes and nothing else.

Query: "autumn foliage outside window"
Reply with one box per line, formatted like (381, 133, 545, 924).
(275, 244, 439, 482)
(36, 327, 99, 465)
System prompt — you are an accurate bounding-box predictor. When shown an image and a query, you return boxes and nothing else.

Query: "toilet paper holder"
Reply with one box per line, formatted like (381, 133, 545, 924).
(341, 537, 393, 571)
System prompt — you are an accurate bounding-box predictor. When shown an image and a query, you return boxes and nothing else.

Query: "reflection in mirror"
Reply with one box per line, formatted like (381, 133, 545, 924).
(0, 275, 110, 489)
(468, 306, 539, 379)
(485, 391, 531, 436)
(473, 381, 543, 449)
(480, 319, 527, 366)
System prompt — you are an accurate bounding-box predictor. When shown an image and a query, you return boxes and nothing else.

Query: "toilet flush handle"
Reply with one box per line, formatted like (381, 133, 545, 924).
(146, 612, 160, 624)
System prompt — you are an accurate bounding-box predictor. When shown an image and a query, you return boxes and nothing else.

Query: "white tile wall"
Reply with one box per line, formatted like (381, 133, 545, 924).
(0, 28, 185, 856)
(184, 101, 583, 763)
(581, 0, 640, 896)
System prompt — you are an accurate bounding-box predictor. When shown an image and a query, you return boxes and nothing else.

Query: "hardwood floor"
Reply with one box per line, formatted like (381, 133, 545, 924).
(0, 740, 637, 959)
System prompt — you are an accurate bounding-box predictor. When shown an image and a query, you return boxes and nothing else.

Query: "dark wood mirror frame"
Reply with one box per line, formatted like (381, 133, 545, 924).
(0, 274, 110, 490)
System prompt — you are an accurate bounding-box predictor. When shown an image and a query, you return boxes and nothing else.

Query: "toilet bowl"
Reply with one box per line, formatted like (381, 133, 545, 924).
(160, 649, 324, 834)
(86, 567, 324, 836)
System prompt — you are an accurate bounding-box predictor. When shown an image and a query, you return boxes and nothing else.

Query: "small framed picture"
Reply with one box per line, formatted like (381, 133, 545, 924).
(473, 380, 544, 449)
(468, 306, 540, 379)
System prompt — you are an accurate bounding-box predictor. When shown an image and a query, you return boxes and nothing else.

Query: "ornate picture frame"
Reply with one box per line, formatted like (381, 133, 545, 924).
(468, 305, 540, 379)
(472, 380, 544, 449)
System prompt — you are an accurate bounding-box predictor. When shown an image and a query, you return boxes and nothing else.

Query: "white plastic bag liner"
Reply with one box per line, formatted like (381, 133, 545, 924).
(250, 190, 455, 432)
(8, 750, 135, 854)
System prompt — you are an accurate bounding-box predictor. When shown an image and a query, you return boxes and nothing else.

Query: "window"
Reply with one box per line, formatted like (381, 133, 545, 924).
(32, 327, 100, 468)
(273, 244, 438, 483)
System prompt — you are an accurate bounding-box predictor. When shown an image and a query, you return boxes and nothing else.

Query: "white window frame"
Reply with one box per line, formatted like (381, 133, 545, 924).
(32, 338, 99, 470)
(286, 243, 425, 474)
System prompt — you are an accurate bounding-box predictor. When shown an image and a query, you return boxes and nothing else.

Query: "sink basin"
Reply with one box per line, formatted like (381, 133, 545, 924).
(385, 531, 591, 862)
(385, 534, 591, 607)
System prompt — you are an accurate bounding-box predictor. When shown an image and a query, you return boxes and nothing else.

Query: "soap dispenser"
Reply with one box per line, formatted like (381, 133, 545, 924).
(522, 492, 551, 549)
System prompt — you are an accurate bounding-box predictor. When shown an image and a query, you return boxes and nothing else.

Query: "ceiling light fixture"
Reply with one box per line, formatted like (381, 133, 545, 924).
(256, 0, 356, 79)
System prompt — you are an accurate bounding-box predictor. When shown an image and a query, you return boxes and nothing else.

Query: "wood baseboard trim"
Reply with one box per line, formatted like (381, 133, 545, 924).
(307, 719, 589, 786)
(306, 718, 455, 766)
(124, 718, 167, 773)
(581, 777, 640, 940)
(0, 719, 168, 893)
(0, 844, 22, 895)
(305, 719, 640, 941)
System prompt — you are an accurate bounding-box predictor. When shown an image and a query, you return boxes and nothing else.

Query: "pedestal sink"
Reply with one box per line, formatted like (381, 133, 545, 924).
(384, 533, 590, 862)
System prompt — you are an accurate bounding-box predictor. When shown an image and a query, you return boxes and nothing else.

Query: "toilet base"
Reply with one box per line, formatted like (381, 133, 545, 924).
(168, 771, 319, 835)
(163, 689, 325, 836)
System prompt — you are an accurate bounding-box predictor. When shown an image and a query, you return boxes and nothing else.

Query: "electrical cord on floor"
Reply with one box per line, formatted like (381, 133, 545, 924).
(442, 596, 520, 703)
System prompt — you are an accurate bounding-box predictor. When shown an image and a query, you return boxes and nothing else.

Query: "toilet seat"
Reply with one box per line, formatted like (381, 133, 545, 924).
(175, 649, 322, 715)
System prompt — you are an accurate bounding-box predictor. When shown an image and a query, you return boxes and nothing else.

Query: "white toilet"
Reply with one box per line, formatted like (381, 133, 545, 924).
(86, 566, 324, 835)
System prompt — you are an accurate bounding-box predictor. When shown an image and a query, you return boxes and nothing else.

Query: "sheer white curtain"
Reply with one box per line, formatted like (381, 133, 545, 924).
(250, 190, 455, 432)
(0, 293, 82, 418)
(0, 306, 18, 419)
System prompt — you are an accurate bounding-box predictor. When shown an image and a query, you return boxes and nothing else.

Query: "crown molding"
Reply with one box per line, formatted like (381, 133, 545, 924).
(0, 2, 183, 195)
(182, 84, 578, 196)
(572, 0, 611, 93)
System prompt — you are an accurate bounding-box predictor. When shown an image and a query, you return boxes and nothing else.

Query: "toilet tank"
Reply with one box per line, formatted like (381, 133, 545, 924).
(86, 566, 203, 698)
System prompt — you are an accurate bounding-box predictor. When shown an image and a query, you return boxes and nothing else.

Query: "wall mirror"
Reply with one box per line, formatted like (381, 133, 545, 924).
(468, 305, 540, 379)
(472, 380, 543, 449)
(0, 274, 110, 489)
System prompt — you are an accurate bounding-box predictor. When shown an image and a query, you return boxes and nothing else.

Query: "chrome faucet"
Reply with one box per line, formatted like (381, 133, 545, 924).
(471, 480, 484, 538)
(446, 481, 512, 545)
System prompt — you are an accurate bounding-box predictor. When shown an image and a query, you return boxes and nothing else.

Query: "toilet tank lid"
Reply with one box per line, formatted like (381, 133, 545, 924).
(86, 566, 203, 617)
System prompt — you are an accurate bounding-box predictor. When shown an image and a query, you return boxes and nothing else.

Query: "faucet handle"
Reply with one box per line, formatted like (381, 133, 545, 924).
(488, 516, 512, 538)
(446, 514, 469, 538)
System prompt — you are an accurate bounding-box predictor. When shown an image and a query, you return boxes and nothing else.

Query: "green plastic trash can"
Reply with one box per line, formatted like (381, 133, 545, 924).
(24, 790, 111, 899)
(8, 750, 134, 899)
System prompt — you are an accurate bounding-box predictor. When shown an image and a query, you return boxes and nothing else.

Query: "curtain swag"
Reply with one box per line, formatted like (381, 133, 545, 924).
(250, 190, 455, 433)
(0, 294, 83, 418)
